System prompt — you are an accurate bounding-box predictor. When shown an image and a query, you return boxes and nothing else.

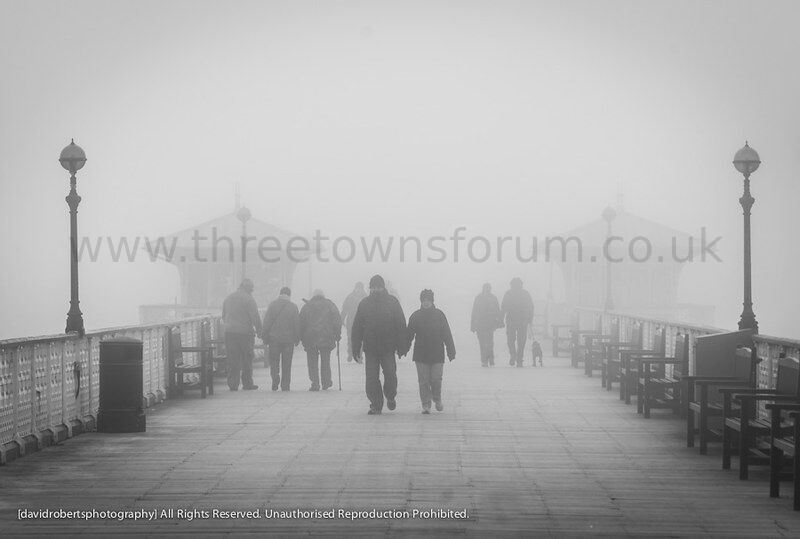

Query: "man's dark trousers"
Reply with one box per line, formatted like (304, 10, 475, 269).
(306, 347, 333, 389)
(506, 324, 527, 366)
(269, 342, 294, 391)
(365, 351, 397, 411)
(476, 329, 495, 366)
(226, 332, 255, 390)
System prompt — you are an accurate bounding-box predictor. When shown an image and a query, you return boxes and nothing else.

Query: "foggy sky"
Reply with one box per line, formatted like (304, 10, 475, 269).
(1, 0, 799, 340)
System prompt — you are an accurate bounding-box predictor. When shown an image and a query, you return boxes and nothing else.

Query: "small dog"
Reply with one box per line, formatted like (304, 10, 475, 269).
(531, 340, 543, 367)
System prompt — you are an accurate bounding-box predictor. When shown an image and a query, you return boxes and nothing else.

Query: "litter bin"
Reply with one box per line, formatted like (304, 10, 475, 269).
(97, 337, 146, 433)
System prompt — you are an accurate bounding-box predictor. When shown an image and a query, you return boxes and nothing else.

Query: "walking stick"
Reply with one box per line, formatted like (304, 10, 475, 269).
(336, 338, 342, 391)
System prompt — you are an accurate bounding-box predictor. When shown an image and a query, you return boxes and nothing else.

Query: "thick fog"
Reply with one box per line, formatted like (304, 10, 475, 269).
(1, 0, 799, 340)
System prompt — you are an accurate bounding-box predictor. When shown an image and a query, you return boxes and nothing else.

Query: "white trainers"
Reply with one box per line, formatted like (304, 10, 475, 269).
(434, 400, 444, 412)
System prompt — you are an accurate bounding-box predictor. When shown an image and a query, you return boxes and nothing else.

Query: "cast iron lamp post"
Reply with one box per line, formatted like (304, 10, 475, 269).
(733, 142, 760, 333)
(60, 139, 87, 336)
(602, 205, 617, 312)
(236, 205, 252, 281)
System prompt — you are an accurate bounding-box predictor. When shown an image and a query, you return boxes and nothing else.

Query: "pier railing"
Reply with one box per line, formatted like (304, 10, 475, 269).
(0, 315, 222, 463)
(574, 307, 800, 393)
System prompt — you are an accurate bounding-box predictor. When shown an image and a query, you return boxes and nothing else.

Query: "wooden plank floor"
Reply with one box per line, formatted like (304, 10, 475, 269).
(2, 343, 800, 537)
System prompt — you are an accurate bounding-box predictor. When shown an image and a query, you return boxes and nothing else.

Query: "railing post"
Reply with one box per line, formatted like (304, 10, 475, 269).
(11, 346, 20, 444)
(60, 340, 68, 435)
(46, 342, 53, 431)
(30, 344, 36, 443)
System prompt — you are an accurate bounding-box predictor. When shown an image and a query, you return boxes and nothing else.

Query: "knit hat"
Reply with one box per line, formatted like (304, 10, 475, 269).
(420, 289, 434, 302)
(369, 275, 385, 289)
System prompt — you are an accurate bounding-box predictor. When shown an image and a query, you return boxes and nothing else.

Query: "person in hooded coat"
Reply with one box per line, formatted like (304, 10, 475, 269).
(406, 289, 455, 414)
(340, 282, 367, 362)
(299, 289, 342, 391)
(351, 274, 407, 415)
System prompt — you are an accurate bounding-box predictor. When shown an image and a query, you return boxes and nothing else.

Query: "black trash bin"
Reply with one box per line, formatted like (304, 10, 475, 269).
(97, 337, 146, 433)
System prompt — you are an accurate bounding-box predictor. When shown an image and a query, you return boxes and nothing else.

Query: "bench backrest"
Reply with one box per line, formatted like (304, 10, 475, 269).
(694, 329, 755, 377)
(775, 355, 800, 395)
(622, 323, 644, 349)
(167, 327, 183, 364)
(653, 328, 667, 356)
(673, 333, 690, 377)
(731, 347, 756, 384)
(608, 319, 621, 343)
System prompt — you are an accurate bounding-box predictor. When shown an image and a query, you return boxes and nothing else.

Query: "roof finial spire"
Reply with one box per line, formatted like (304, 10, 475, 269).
(616, 180, 624, 212)
(234, 183, 241, 211)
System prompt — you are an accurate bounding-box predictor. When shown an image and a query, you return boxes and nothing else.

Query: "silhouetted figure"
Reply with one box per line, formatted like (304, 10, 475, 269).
(351, 274, 407, 415)
(407, 289, 455, 414)
(262, 287, 300, 391)
(300, 289, 342, 391)
(386, 280, 402, 310)
(222, 278, 263, 391)
(471, 283, 502, 367)
(340, 282, 367, 362)
(501, 277, 534, 367)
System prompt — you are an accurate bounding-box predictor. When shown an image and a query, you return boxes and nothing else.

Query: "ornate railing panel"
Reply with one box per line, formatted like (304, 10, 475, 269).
(0, 315, 221, 460)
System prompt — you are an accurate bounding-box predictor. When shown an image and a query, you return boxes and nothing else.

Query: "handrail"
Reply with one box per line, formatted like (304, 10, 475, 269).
(0, 314, 224, 461)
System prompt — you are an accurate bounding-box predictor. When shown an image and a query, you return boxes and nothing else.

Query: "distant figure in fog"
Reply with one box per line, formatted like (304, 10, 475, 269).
(386, 280, 402, 310)
(222, 278, 263, 391)
(501, 277, 534, 367)
(471, 283, 502, 367)
(262, 287, 300, 391)
(340, 282, 367, 362)
(299, 289, 342, 391)
(406, 289, 455, 414)
(351, 274, 407, 415)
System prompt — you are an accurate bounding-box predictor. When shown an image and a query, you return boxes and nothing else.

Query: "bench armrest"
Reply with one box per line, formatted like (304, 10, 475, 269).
(640, 358, 686, 366)
(177, 346, 213, 353)
(766, 402, 800, 411)
(717, 386, 761, 394)
(684, 376, 739, 383)
(733, 393, 800, 403)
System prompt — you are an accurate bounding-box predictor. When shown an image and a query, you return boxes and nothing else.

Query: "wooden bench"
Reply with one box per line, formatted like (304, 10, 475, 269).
(637, 333, 689, 418)
(619, 327, 667, 404)
(766, 401, 800, 510)
(723, 354, 800, 479)
(570, 316, 602, 369)
(685, 329, 756, 453)
(584, 319, 619, 378)
(167, 324, 214, 398)
(551, 324, 573, 357)
(205, 318, 228, 376)
(601, 323, 644, 391)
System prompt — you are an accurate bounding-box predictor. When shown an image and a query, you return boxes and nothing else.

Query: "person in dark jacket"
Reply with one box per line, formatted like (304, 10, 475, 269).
(351, 274, 407, 415)
(222, 278, 263, 391)
(501, 277, 534, 367)
(261, 287, 300, 391)
(300, 289, 342, 391)
(340, 282, 367, 362)
(471, 283, 502, 367)
(406, 289, 455, 414)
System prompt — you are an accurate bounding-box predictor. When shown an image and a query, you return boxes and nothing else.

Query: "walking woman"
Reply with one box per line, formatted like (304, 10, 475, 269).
(406, 289, 455, 414)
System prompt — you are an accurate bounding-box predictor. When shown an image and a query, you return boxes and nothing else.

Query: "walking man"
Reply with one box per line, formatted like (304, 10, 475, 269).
(501, 277, 534, 367)
(407, 289, 455, 414)
(222, 278, 263, 391)
(470, 283, 502, 367)
(262, 287, 300, 391)
(351, 274, 407, 415)
(299, 289, 342, 391)
(340, 282, 367, 362)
